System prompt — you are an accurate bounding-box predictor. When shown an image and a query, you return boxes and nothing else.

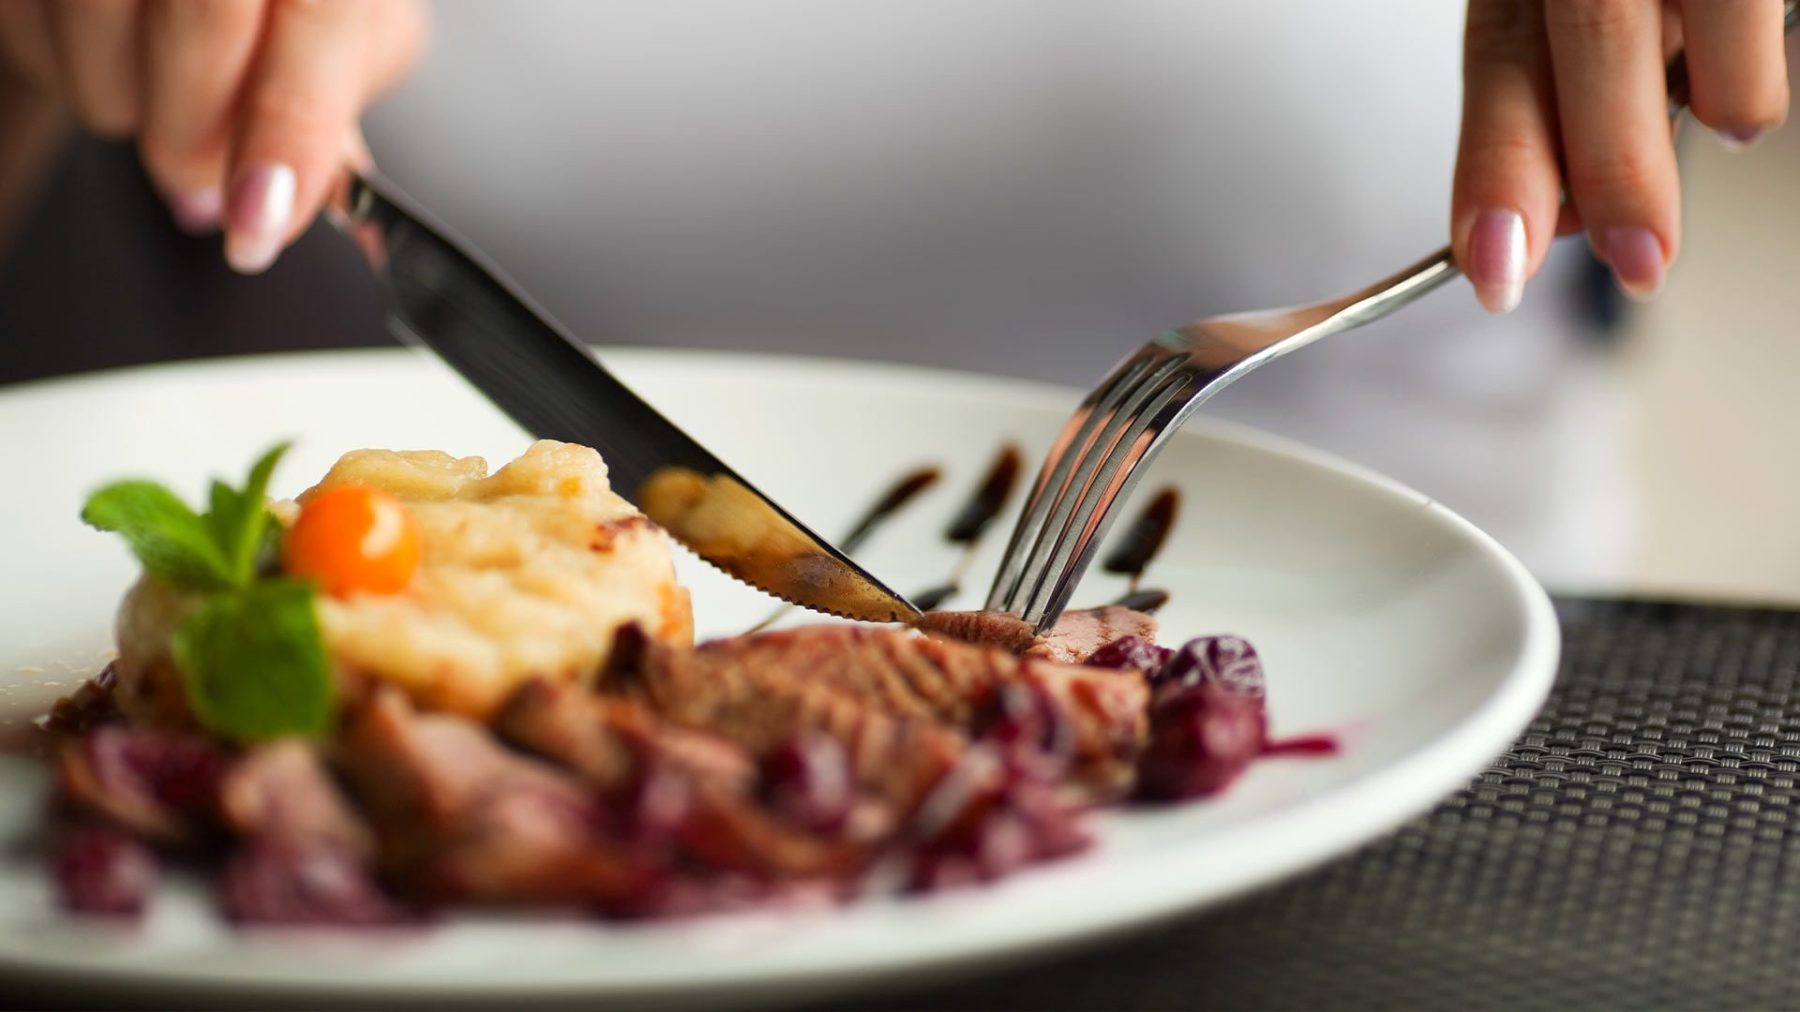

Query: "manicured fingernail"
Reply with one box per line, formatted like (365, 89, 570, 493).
(167, 188, 221, 235)
(1467, 210, 1526, 314)
(1719, 128, 1764, 151)
(224, 162, 295, 274)
(1602, 226, 1665, 301)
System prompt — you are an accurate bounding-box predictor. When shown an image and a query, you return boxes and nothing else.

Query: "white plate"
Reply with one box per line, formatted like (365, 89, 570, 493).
(0, 350, 1558, 1008)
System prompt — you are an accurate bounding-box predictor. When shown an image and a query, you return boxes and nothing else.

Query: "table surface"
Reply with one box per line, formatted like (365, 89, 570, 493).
(8, 140, 1799, 1012)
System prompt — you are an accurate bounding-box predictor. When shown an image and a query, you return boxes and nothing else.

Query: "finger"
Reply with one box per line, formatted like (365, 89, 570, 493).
(0, 0, 58, 91)
(138, 0, 264, 233)
(1546, 0, 1681, 301)
(224, 0, 424, 274)
(1679, 0, 1790, 146)
(1452, 0, 1564, 313)
(45, 0, 142, 137)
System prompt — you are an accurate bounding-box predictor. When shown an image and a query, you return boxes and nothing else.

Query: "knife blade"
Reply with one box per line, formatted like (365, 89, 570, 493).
(325, 170, 919, 625)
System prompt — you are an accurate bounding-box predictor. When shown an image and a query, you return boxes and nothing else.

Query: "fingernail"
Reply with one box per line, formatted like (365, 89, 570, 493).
(1466, 210, 1526, 313)
(1719, 128, 1764, 151)
(224, 162, 295, 274)
(167, 188, 222, 235)
(1602, 226, 1666, 301)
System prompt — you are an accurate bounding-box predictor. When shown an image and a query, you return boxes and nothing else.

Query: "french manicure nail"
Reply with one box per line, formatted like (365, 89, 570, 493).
(1602, 226, 1665, 301)
(1719, 128, 1765, 151)
(224, 162, 295, 274)
(1467, 210, 1526, 314)
(167, 188, 222, 235)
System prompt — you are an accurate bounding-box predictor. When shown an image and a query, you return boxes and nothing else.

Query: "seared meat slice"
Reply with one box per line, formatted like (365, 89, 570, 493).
(496, 680, 866, 881)
(677, 790, 868, 881)
(609, 625, 1149, 796)
(338, 690, 639, 905)
(216, 741, 398, 924)
(218, 741, 375, 859)
(494, 679, 754, 795)
(603, 629, 964, 811)
(52, 727, 228, 845)
(916, 606, 1158, 665)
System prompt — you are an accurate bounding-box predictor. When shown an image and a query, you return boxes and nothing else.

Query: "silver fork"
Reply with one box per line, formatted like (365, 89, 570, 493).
(986, 0, 1800, 633)
(984, 249, 1457, 631)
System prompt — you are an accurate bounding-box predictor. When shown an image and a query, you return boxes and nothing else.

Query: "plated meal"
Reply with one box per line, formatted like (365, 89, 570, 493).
(39, 437, 1321, 924)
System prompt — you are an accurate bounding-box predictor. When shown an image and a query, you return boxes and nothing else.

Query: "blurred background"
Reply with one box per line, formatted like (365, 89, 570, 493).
(0, 1, 1796, 600)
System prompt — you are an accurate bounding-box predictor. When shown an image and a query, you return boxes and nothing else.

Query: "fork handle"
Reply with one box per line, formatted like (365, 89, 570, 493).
(1306, 247, 1459, 342)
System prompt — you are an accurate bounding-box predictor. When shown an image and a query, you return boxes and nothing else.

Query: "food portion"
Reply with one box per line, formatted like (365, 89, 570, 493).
(42, 441, 1324, 925)
(111, 440, 693, 728)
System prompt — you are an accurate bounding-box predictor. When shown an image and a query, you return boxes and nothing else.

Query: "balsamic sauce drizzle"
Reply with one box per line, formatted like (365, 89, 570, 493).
(747, 450, 1181, 630)
(1104, 487, 1179, 614)
(909, 445, 1023, 611)
(1111, 587, 1171, 614)
(840, 467, 943, 555)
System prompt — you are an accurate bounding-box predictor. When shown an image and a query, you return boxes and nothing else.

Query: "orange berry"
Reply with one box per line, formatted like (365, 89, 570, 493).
(282, 484, 421, 597)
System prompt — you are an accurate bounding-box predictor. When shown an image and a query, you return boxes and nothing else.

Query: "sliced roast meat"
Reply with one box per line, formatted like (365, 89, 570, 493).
(52, 726, 228, 845)
(491, 680, 857, 880)
(603, 628, 964, 812)
(914, 611, 1038, 656)
(218, 741, 375, 859)
(494, 679, 754, 796)
(615, 626, 1148, 795)
(677, 787, 867, 880)
(220, 837, 401, 925)
(916, 606, 1158, 665)
(1030, 606, 1160, 665)
(338, 690, 640, 906)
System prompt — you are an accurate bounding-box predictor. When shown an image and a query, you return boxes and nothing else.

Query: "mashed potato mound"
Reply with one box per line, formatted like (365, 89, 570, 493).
(114, 440, 693, 726)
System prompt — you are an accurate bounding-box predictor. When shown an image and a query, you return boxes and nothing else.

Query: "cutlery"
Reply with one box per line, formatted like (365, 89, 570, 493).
(986, 0, 1799, 632)
(325, 171, 918, 624)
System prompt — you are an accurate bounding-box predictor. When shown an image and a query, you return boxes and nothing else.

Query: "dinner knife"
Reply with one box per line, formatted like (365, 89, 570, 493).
(325, 169, 919, 625)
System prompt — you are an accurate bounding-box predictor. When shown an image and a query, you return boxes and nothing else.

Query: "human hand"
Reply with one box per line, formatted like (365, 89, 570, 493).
(1453, 0, 1790, 312)
(0, 0, 425, 274)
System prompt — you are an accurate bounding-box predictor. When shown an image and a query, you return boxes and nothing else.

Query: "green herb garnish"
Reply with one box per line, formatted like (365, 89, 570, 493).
(82, 443, 331, 742)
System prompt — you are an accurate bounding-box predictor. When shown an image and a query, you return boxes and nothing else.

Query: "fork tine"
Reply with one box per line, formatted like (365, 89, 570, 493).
(1015, 360, 1195, 623)
(991, 354, 1188, 616)
(1019, 369, 1197, 628)
(985, 349, 1161, 611)
(987, 352, 1181, 614)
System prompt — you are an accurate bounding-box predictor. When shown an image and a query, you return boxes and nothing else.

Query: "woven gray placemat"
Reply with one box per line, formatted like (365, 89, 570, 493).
(848, 598, 1800, 1011)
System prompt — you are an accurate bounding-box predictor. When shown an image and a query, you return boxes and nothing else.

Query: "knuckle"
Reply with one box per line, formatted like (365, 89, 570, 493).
(245, 86, 339, 142)
(1546, 0, 1642, 43)
(1464, 0, 1542, 61)
(1465, 129, 1553, 168)
(160, 0, 260, 36)
(1566, 147, 1665, 199)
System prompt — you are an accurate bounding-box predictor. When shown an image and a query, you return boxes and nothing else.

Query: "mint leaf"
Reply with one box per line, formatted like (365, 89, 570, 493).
(171, 579, 332, 742)
(206, 442, 290, 585)
(82, 481, 234, 592)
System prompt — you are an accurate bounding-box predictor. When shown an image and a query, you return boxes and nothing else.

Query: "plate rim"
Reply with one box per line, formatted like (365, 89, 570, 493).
(0, 348, 1561, 1002)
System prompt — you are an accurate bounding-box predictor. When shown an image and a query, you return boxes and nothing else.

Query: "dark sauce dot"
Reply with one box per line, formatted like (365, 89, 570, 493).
(944, 446, 1023, 545)
(841, 467, 942, 554)
(911, 584, 960, 612)
(1102, 487, 1180, 578)
(1112, 588, 1170, 614)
